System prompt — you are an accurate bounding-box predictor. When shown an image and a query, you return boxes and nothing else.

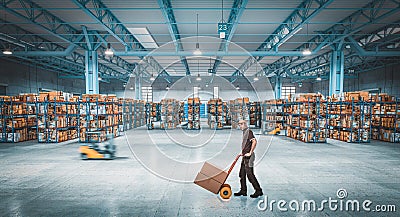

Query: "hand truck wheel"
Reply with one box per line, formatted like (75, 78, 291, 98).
(219, 184, 232, 199)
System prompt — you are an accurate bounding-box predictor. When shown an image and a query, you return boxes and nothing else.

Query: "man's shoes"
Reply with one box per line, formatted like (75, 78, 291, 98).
(250, 191, 263, 198)
(234, 191, 247, 196)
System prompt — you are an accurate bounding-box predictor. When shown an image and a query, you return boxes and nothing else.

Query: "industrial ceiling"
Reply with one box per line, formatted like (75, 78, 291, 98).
(0, 0, 399, 84)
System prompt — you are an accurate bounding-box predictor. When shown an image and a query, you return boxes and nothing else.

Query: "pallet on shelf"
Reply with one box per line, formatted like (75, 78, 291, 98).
(187, 97, 201, 130)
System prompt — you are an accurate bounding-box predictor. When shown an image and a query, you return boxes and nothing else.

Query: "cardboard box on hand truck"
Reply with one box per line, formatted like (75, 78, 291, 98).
(194, 162, 228, 194)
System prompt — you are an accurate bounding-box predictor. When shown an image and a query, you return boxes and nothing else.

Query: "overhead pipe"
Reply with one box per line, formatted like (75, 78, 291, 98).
(348, 37, 400, 56)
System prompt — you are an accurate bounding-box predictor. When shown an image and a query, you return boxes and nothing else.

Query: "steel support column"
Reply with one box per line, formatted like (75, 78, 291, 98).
(329, 49, 344, 95)
(85, 51, 99, 94)
(135, 75, 142, 100)
(274, 76, 282, 99)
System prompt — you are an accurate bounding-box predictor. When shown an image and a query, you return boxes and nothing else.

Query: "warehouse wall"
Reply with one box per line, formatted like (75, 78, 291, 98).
(311, 63, 400, 97)
(151, 76, 275, 102)
(0, 59, 124, 96)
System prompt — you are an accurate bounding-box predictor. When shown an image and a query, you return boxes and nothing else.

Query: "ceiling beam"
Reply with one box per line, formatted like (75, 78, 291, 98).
(264, 0, 400, 77)
(157, 0, 191, 76)
(285, 21, 400, 77)
(212, 0, 248, 74)
(0, 19, 129, 81)
(234, 0, 334, 77)
(72, 0, 170, 80)
(0, 0, 134, 75)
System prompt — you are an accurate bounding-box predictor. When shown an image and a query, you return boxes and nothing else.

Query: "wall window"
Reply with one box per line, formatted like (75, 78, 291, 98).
(282, 86, 296, 99)
(193, 86, 199, 98)
(213, 86, 219, 98)
(142, 86, 152, 102)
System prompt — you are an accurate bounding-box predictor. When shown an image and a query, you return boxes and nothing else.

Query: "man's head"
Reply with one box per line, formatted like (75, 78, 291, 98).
(238, 120, 248, 131)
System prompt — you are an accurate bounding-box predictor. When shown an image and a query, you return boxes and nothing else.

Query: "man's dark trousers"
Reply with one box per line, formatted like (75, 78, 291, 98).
(239, 157, 262, 192)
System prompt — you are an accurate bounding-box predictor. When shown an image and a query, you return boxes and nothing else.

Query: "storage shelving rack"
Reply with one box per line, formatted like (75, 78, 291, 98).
(0, 95, 37, 143)
(286, 95, 327, 143)
(248, 101, 262, 128)
(229, 98, 250, 129)
(371, 99, 399, 143)
(207, 98, 226, 130)
(79, 95, 120, 143)
(179, 102, 185, 124)
(160, 99, 180, 130)
(261, 99, 286, 135)
(187, 97, 201, 130)
(37, 98, 79, 143)
(133, 100, 146, 128)
(120, 98, 130, 132)
(327, 99, 372, 143)
(146, 102, 160, 130)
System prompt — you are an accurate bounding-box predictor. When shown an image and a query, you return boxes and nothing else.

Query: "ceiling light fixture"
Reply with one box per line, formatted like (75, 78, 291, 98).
(196, 59, 201, 81)
(253, 64, 259, 81)
(302, 23, 312, 55)
(150, 74, 156, 81)
(298, 82, 303, 87)
(2, 48, 12, 55)
(196, 73, 202, 81)
(316, 74, 322, 81)
(236, 85, 240, 90)
(193, 13, 202, 55)
(302, 48, 311, 55)
(166, 85, 170, 90)
(104, 43, 113, 56)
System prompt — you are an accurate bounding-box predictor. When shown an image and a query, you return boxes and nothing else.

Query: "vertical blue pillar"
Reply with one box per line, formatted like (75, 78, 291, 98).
(274, 76, 282, 99)
(135, 74, 142, 100)
(85, 50, 99, 94)
(329, 49, 344, 96)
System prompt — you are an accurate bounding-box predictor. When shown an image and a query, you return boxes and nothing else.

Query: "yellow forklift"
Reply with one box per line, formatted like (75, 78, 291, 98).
(79, 132, 116, 160)
(263, 122, 282, 135)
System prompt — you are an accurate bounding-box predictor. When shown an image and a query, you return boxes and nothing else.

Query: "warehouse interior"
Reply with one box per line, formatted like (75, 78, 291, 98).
(1, 0, 399, 216)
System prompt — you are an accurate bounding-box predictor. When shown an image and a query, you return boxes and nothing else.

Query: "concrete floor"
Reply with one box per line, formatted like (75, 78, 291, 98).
(0, 127, 399, 217)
